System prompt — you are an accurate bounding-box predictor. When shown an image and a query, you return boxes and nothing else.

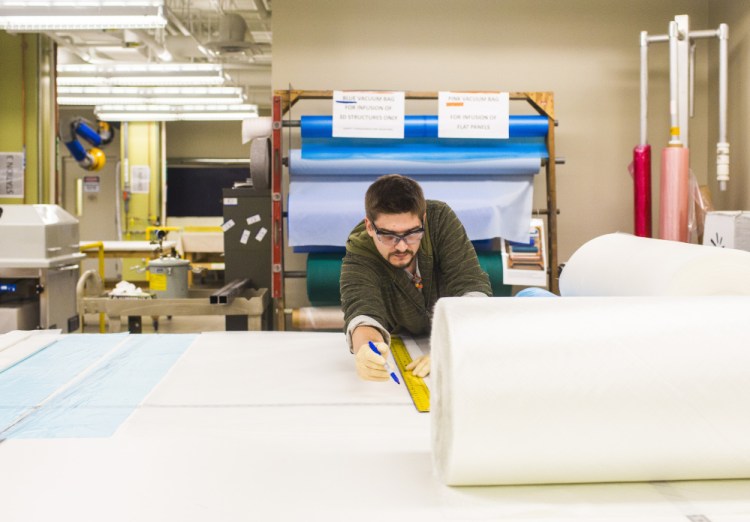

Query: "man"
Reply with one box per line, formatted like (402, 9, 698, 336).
(340, 174, 492, 381)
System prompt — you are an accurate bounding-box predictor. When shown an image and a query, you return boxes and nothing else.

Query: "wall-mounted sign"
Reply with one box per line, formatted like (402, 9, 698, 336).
(131, 165, 151, 194)
(83, 176, 100, 193)
(0, 152, 24, 198)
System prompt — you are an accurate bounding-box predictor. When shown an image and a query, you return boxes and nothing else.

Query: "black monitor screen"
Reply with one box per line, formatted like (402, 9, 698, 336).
(166, 166, 248, 217)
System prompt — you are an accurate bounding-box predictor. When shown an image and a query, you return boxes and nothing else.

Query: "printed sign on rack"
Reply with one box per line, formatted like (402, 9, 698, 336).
(332, 90, 405, 139)
(437, 91, 509, 139)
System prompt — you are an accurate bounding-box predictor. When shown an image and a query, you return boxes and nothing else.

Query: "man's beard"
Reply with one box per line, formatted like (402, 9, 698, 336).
(388, 250, 415, 268)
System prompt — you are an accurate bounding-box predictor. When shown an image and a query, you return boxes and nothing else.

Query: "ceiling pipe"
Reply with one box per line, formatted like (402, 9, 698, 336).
(45, 32, 92, 63)
(130, 29, 173, 62)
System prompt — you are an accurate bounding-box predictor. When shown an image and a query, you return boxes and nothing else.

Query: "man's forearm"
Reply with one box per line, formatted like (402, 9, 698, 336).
(351, 325, 386, 354)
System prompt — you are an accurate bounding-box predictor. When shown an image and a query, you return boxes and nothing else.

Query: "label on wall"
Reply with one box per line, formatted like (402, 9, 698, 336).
(332, 90, 405, 139)
(131, 165, 151, 194)
(437, 91, 510, 139)
(0, 152, 24, 198)
(83, 176, 100, 193)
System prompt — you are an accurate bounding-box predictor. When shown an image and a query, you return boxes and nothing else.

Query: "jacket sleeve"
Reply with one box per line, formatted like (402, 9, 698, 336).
(340, 251, 394, 335)
(431, 203, 492, 297)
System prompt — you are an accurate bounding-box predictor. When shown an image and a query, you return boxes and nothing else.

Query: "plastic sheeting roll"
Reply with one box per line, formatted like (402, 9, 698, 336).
(431, 296, 750, 486)
(659, 146, 690, 242)
(300, 115, 549, 139)
(289, 149, 542, 176)
(291, 306, 344, 331)
(632, 144, 651, 237)
(559, 233, 750, 296)
(289, 114, 546, 249)
(476, 250, 511, 297)
(249, 137, 270, 190)
(305, 250, 509, 305)
(307, 252, 344, 306)
(288, 177, 534, 247)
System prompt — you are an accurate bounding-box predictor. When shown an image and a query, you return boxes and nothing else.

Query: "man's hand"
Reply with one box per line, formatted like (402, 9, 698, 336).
(355, 341, 391, 381)
(406, 355, 430, 377)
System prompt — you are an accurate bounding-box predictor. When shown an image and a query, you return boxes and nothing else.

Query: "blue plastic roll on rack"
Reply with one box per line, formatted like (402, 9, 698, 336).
(300, 115, 549, 139)
(287, 114, 549, 248)
(289, 151, 543, 176)
(288, 176, 535, 247)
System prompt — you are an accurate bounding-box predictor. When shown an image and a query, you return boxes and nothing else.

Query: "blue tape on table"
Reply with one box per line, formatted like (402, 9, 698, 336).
(1, 334, 195, 439)
(0, 333, 128, 433)
(300, 115, 549, 139)
(287, 177, 534, 247)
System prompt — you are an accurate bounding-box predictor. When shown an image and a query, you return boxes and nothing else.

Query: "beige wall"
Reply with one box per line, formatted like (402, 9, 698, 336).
(165, 121, 248, 159)
(273, 0, 728, 263)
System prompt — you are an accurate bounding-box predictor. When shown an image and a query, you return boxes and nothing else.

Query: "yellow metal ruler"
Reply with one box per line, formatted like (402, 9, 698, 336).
(390, 335, 430, 413)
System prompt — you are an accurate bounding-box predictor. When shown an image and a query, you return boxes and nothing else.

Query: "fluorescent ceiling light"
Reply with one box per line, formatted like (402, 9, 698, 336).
(57, 63, 226, 86)
(0, 2, 166, 30)
(57, 86, 246, 106)
(95, 103, 259, 122)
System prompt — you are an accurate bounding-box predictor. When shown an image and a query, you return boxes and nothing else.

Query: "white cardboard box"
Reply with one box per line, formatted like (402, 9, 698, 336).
(703, 211, 750, 251)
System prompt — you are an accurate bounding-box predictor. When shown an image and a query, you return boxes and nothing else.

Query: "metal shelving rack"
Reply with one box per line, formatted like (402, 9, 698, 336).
(271, 89, 559, 329)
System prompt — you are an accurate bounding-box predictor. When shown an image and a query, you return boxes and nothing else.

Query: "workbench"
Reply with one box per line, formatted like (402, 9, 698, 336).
(79, 240, 178, 259)
(0, 330, 749, 521)
(80, 288, 268, 332)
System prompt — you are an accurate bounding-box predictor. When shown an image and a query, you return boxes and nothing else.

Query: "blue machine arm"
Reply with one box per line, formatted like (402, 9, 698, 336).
(60, 116, 114, 171)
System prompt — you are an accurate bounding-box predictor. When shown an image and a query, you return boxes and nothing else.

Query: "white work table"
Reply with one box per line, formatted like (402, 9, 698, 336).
(0, 331, 749, 522)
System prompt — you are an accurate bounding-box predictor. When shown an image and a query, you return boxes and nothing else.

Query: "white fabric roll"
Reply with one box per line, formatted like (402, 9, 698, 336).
(291, 306, 344, 330)
(559, 232, 750, 296)
(241, 116, 272, 144)
(431, 296, 750, 486)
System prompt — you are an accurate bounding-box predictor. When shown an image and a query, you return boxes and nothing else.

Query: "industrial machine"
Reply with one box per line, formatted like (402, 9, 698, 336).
(222, 169, 273, 330)
(0, 205, 85, 333)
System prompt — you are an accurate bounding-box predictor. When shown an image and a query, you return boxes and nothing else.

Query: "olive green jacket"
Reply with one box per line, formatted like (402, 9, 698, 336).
(340, 200, 492, 340)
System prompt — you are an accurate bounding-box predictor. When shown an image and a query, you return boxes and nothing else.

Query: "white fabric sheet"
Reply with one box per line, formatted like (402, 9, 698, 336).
(431, 296, 750, 486)
(559, 233, 750, 296)
(1, 330, 750, 520)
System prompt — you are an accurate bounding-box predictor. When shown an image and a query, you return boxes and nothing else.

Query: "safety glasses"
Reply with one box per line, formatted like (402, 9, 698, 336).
(371, 222, 425, 247)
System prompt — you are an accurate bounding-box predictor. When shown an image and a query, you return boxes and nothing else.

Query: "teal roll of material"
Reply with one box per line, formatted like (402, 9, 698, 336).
(307, 252, 344, 306)
(477, 250, 512, 297)
(306, 250, 510, 305)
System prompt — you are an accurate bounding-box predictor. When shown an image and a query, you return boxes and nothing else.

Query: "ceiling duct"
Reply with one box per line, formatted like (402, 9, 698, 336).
(205, 12, 253, 56)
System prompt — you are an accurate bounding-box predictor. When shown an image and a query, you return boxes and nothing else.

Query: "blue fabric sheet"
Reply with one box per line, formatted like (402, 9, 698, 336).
(0, 333, 128, 433)
(0, 334, 195, 439)
(287, 176, 535, 247)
